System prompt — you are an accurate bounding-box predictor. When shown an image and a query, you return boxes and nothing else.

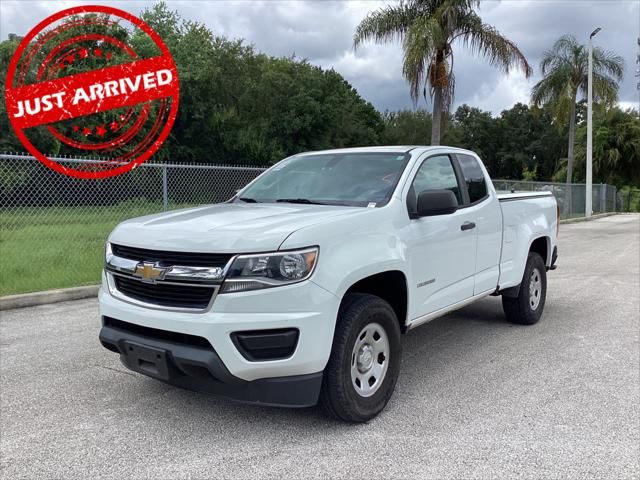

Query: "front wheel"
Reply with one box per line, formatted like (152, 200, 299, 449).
(319, 293, 402, 423)
(502, 252, 547, 325)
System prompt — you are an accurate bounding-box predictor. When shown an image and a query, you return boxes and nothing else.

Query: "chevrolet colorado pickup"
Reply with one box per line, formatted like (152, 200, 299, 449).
(99, 146, 559, 422)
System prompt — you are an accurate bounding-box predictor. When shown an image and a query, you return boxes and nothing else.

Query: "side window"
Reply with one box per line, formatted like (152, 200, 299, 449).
(410, 155, 462, 206)
(457, 154, 488, 204)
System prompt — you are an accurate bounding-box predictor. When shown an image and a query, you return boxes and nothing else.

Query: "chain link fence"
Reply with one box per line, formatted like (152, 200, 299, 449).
(0, 153, 630, 296)
(492, 179, 622, 218)
(0, 153, 265, 295)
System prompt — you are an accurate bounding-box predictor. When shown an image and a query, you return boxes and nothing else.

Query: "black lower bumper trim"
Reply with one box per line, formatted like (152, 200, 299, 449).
(231, 328, 299, 361)
(99, 322, 322, 408)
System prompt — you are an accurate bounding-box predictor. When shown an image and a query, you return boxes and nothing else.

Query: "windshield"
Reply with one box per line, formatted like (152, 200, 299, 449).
(237, 152, 410, 207)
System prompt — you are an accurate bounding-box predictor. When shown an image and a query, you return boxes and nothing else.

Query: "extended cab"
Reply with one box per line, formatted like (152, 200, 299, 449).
(99, 146, 558, 422)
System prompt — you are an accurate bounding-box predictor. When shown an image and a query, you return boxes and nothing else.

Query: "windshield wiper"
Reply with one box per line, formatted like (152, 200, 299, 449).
(276, 198, 327, 205)
(239, 197, 259, 203)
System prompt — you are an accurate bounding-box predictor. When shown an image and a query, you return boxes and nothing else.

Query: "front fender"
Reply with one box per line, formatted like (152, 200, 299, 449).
(280, 205, 410, 300)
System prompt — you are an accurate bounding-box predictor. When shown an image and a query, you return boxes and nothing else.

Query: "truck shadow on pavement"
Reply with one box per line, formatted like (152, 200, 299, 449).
(398, 296, 522, 395)
(117, 296, 522, 428)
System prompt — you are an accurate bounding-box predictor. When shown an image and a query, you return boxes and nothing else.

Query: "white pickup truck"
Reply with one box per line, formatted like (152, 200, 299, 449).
(99, 146, 558, 422)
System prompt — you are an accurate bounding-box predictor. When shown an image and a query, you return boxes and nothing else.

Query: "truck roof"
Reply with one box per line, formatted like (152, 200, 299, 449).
(297, 145, 476, 156)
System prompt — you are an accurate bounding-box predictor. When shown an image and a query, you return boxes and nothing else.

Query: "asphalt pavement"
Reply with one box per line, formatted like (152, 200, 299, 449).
(1, 214, 638, 479)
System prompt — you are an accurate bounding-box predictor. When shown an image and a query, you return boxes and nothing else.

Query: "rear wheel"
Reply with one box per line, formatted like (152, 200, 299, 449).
(319, 293, 401, 423)
(502, 252, 547, 325)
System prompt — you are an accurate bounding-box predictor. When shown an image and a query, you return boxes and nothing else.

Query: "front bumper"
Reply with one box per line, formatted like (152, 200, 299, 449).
(99, 271, 339, 382)
(99, 319, 322, 407)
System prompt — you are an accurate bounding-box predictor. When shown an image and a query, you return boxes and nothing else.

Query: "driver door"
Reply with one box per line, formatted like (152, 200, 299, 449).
(405, 154, 477, 320)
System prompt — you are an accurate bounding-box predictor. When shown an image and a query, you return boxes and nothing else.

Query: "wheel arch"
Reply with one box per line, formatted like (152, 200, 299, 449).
(529, 235, 551, 266)
(341, 270, 409, 333)
(501, 237, 551, 298)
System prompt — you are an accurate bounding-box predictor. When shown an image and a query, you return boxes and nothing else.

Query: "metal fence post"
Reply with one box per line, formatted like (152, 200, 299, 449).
(162, 165, 168, 211)
(600, 184, 606, 213)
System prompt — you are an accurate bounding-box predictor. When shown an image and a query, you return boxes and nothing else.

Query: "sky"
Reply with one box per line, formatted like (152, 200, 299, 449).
(1, 0, 638, 115)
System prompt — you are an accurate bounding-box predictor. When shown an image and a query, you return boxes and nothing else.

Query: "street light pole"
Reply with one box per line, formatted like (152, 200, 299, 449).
(586, 27, 601, 218)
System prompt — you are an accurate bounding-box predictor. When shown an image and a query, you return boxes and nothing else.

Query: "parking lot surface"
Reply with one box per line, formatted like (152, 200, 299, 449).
(1, 214, 638, 479)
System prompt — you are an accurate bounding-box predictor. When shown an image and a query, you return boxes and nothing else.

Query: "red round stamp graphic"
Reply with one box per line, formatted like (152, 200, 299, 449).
(4, 5, 180, 179)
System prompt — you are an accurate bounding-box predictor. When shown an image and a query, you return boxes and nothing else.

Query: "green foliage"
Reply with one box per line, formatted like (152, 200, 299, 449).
(382, 109, 432, 144)
(617, 186, 640, 212)
(522, 166, 537, 181)
(138, 2, 384, 164)
(382, 103, 571, 181)
(0, 35, 61, 154)
(379, 101, 640, 188)
(0, 3, 635, 187)
(0, 2, 384, 165)
(494, 103, 565, 180)
(530, 34, 624, 189)
(1, 14, 144, 157)
(573, 107, 640, 186)
(452, 104, 498, 168)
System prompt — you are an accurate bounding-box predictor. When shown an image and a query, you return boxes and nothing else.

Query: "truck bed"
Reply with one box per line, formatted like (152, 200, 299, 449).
(497, 190, 557, 290)
(496, 191, 554, 202)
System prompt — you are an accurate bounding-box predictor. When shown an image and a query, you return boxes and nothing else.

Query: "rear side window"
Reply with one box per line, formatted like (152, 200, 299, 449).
(457, 154, 488, 204)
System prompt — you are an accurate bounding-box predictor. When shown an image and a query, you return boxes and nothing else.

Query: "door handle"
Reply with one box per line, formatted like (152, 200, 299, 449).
(461, 221, 476, 231)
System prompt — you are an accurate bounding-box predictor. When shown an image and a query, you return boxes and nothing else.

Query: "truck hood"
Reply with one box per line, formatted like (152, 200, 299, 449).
(108, 202, 364, 253)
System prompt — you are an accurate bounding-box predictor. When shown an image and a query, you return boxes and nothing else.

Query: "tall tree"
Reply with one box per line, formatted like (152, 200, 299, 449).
(574, 107, 640, 187)
(531, 34, 624, 212)
(0, 3, 385, 164)
(353, 0, 532, 145)
(452, 104, 497, 170)
(382, 109, 432, 144)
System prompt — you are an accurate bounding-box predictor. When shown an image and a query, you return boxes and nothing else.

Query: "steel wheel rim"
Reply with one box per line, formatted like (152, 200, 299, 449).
(350, 322, 389, 398)
(529, 267, 542, 310)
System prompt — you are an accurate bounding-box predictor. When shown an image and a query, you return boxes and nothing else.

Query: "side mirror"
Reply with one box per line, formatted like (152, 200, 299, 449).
(415, 189, 458, 217)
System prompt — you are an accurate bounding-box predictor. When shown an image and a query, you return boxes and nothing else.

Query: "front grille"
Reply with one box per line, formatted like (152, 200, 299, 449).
(111, 244, 232, 268)
(114, 275, 215, 309)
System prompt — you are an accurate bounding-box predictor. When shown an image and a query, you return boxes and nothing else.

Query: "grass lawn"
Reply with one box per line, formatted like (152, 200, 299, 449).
(0, 202, 172, 296)
(0, 199, 623, 296)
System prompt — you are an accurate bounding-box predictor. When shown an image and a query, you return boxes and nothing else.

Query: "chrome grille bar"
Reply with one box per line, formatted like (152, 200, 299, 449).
(104, 242, 236, 312)
(105, 243, 232, 284)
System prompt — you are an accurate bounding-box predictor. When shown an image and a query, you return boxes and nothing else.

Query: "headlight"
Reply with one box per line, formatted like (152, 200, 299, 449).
(220, 247, 318, 293)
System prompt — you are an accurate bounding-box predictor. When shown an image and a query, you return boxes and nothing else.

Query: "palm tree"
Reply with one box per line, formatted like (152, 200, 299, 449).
(531, 34, 624, 213)
(354, 0, 532, 145)
(574, 107, 640, 186)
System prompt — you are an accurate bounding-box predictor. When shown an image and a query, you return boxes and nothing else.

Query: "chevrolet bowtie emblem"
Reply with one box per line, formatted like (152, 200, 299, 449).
(132, 262, 167, 283)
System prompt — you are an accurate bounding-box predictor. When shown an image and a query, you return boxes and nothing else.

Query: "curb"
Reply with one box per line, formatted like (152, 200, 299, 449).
(560, 212, 617, 224)
(0, 285, 100, 311)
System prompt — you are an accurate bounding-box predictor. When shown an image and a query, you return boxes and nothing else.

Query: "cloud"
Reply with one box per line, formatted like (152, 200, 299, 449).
(1, 0, 637, 114)
(467, 71, 532, 114)
(620, 100, 640, 111)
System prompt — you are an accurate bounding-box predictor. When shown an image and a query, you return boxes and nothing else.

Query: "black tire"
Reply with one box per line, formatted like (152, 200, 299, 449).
(502, 252, 547, 325)
(319, 293, 402, 423)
